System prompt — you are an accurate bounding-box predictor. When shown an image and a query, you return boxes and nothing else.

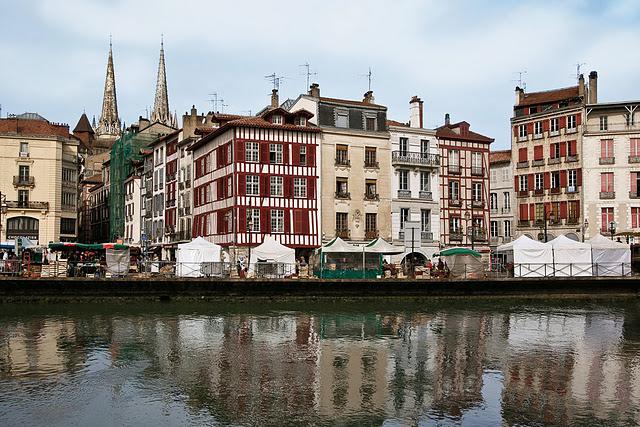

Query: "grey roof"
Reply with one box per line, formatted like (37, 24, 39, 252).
(13, 112, 47, 121)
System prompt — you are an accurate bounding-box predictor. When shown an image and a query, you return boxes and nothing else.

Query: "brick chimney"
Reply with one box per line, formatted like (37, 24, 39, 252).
(271, 89, 279, 108)
(588, 71, 598, 104)
(363, 91, 374, 104)
(409, 96, 423, 128)
(308, 83, 320, 97)
(444, 113, 450, 126)
(514, 86, 525, 106)
(578, 74, 585, 98)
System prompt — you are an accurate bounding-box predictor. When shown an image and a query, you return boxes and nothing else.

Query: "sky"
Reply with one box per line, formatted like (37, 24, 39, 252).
(1, 0, 640, 149)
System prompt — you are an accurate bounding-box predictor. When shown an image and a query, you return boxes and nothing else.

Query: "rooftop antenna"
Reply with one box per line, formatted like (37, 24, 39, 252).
(265, 73, 285, 91)
(360, 67, 373, 92)
(299, 62, 317, 91)
(575, 62, 586, 81)
(208, 92, 221, 112)
(241, 110, 252, 116)
(219, 99, 228, 113)
(513, 71, 527, 90)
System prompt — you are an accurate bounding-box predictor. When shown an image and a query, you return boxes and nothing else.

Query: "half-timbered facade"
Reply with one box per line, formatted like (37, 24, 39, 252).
(189, 108, 321, 260)
(437, 115, 493, 253)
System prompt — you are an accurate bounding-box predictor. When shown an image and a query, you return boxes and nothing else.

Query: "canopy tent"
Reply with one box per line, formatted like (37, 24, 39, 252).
(49, 242, 129, 251)
(105, 248, 130, 276)
(321, 237, 362, 253)
(176, 237, 222, 277)
(548, 235, 592, 276)
(434, 247, 481, 257)
(249, 236, 296, 278)
(435, 247, 483, 278)
(588, 234, 631, 276)
(364, 238, 404, 254)
(316, 237, 382, 279)
(497, 235, 554, 277)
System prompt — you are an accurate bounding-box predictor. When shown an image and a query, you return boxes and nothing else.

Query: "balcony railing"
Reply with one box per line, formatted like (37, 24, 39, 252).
(600, 191, 615, 199)
(391, 151, 440, 167)
(364, 160, 379, 168)
(548, 158, 561, 165)
(518, 190, 529, 197)
(565, 186, 579, 194)
(421, 231, 434, 242)
(565, 155, 579, 162)
(335, 158, 350, 167)
(448, 165, 461, 174)
(566, 217, 579, 225)
(599, 157, 615, 165)
(471, 166, 484, 176)
(449, 198, 461, 206)
(550, 187, 561, 194)
(13, 176, 35, 186)
(419, 191, 433, 200)
(629, 156, 640, 164)
(449, 232, 463, 241)
(517, 161, 529, 169)
(364, 193, 379, 201)
(336, 229, 350, 239)
(397, 189, 412, 199)
(365, 230, 378, 240)
(629, 191, 640, 199)
(534, 188, 545, 196)
(471, 199, 484, 208)
(335, 191, 351, 200)
(518, 220, 530, 227)
(501, 207, 511, 214)
(5, 201, 49, 210)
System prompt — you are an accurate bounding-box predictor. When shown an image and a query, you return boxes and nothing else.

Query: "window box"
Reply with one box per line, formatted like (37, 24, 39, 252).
(547, 158, 561, 165)
(567, 217, 579, 225)
(599, 157, 615, 165)
(449, 232, 463, 241)
(364, 193, 379, 201)
(629, 191, 640, 199)
(550, 187, 561, 194)
(517, 161, 529, 169)
(599, 191, 615, 199)
(449, 198, 461, 206)
(365, 230, 378, 240)
(534, 189, 545, 196)
(628, 156, 640, 164)
(336, 229, 350, 239)
(397, 189, 412, 199)
(335, 191, 351, 200)
(419, 191, 432, 200)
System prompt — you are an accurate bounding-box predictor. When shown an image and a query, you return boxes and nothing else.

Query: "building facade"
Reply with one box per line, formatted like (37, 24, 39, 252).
(511, 74, 593, 242)
(0, 114, 80, 244)
(189, 107, 321, 259)
(437, 115, 493, 253)
(582, 97, 640, 241)
(489, 150, 514, 253)
(388, 96, 440, 262)
(123, 174, 141, 246)
(290, 84, 391, 243)
(88, 161, 110, 243)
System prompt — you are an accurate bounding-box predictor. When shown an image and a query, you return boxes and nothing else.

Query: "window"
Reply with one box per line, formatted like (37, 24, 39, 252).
(294, 178, 307, 198)
(519, 175, 528, 192)
(535, 203, 544, 223)
(295, 116, 306, 126)
(632, 172, 640, 197)
(472, 182, 482, 201)
(420, 171, 430, 192)
(246, 175, 259, 196)
(270, 176, 283, 196)
(60, 218, 76, 235)
(364, 147, 377, 166)
(399, 169, 409, 190)
(551, 171, 560, 189)
(535, 173, 543, 190)
(550, 143, 560, 159)
(336, 178, 349, 196)
(19, 141, 29, 156)
(335, 110, 348, 128)
(504, 220, 511, 237)
(600, 172, 614, 192)
(18, 190, 28, 207)
(490, 193, 498, 210)
(534, 121, 542, 136)
(247, 209, 260, 232)
(471, 152, 483, 175)
(400, 208, 409, 229)
(568, 115, 577, 130)
(568, 169, 577, 189)
(631, 139, 640, 157)
(601, 207, 614, 232)
(18, 165, 29, 182)
(246, 142, 259, 162)
(62, 192, 75, 207)
(518, 124, 527, 138)
(299, 146, 307, 165)
(366, 213, 377, 232)
(271, 210, 284, 233)
(365, 179, 377, 197)
(568, 201, 579, 221)
(503, 192, 511, 210)
(449, 180, 460, 200)
(550, 118, 559, 133)
(632, 207, 640, 228)
(449, 217, 460, 233)
(365, 117, 376, 131)
(336, 144, 349, 165)
(600, 116, 608, 131)
(600, 139, 614, 159)
(421, 209, 430, 232)
(420, 140, 430, 156)
(269, 144, 283, 164)
(336, 212, 348, 231)
(490, 221, 499, 238)
(399, 138, 408, 155)
(449, 150, 460, 168)
(272, 114, 283, 125)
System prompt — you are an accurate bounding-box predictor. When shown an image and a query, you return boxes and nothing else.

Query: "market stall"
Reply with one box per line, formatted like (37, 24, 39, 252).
(48, 242, 130, 277)
(365, 237, 403, 278)
(548, 235, 593, 277)
(496, 235, 554, 277)
(315, 237, 380, 279)
(176, 237, 222, 277)
(588, 234, 631, 276)
(433, 247, 483, 279)
(248, 236, 296, 278)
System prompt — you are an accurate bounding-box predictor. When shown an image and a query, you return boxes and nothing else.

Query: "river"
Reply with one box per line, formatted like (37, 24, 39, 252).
(1, 298, 639, 426)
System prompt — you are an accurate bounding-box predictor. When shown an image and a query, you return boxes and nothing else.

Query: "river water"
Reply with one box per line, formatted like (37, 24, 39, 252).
(1, 298, 639, 426)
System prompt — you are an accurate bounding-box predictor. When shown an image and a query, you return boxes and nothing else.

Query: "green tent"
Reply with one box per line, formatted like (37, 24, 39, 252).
(434, 247, 481, 257)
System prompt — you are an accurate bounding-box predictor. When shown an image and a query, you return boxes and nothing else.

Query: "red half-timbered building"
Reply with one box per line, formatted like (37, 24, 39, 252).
(189, 107, 321, 259)
(437, 116, 493, 253)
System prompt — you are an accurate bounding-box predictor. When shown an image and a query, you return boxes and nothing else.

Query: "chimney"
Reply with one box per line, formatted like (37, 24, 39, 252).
(363, 91, 374, 104)
(191, 105, 197, 117)
(578, 74, 585, 98)
(409, 96, 423, 128)
(588, 71, 598, 104)
(309, 83, 320, 97)
(444, 113, 450, 126)
(271, 89, 279, 108)
(514, 86, 525, 106)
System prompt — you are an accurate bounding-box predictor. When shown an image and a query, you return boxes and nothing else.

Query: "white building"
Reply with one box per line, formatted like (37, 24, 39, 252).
(123, 174, 141, 245)
(388, 96, 440, 262)
(582, 99, 640, 242)
(489, 150, 514, 255)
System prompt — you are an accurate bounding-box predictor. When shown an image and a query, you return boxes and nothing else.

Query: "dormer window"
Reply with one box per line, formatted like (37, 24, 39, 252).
(272, 114, 283, 125)
(295, 116, 306, 126)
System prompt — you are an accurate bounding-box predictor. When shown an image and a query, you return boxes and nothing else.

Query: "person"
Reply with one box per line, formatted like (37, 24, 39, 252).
(426, 259, 433, 272)
(437, 258, 445, 271)
(3, 250, 9, 260)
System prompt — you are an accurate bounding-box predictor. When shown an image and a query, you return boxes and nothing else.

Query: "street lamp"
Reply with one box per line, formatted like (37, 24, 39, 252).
(247, 215, 254, 275)
(0, 191, 7, 240)
(464, 211, 474, 250)
(608, 220, 617, 241)
(582, 218, 589, 242)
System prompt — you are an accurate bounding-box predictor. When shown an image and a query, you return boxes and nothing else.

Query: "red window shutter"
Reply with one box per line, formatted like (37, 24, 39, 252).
(571, 140, 577, 156)
(261, 209, 268, 233)
(513, 126, 518, 137)
(534, 145, 543, 160)
(261, 143, 269, 164)
(543, 172, 550, 189)
(238, 174, 246, 196)
(600, 174, 606, 192)
(576, 201, 580, 219)
(544, 202, 551, 217)
(529, 204, 535, 221)
(527, 174, 533, 190)
(284, 209, 291, 234)
(520, 204, 528, 220)
(526, 123, 533, 135)
(292, 144, 300, 165)
(549, 144, 554, 158)
(560, 170, 567, 187)
(514, 176, 518, 192)
(560, 141, 567, 157)
(577, 169, 582, 186)
(283, 144, 289, 164)
(518, 148, 527, 162)
(631, 173, 638, 193)
(560, 201, 568, 219)
(308, 145, 316, 167)
(217, 211, 224, 234)
(238, 207, 246, 233)
(303, 212, 310, 234)
(261, 175, 269, 197)
(236, 141, 244, 163)
(542, 120, 549, 132)
(559, 116, 566, 129)
(308, 178, 316, 199)
(600, 140, 606, 158)
(284, 177, 292, 198)
(576, 113, 582, 125)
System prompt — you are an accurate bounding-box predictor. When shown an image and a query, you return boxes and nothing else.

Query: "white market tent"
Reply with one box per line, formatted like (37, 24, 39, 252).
(548, 235, 592, 277)
(321, 237, 362, 253)
(249, 236, 296, 277)
(497, 235, 554, 277)
(364, 238, 404, 254)
(588, 234, 631, 276)
(176, 237, 222, 277)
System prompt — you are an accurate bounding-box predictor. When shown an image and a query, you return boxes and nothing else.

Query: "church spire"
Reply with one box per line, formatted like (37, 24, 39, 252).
(151, 35, 175, 127)
(96, 36, 122, 138)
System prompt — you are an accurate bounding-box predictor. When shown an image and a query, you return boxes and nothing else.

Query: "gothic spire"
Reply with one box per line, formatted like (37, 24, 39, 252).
(96, 37, 122, 138)
(151, 35, 174, 127)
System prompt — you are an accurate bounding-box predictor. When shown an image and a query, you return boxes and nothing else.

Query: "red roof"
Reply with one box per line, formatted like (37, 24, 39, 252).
(387, 120, 409, 128)
(0, 117, 71, 139)
(436, 122, 493, 144)
(518, 86, 581, 107)
(490, 149, 511, 165)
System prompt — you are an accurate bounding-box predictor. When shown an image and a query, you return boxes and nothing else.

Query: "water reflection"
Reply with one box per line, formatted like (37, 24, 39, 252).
(1, 301, 639, 426)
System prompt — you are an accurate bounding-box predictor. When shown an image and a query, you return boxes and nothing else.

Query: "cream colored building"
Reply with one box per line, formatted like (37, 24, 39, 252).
(0, 113, 79, 244)
(582, 100, 640, 241)
(290, 84, 391, 243)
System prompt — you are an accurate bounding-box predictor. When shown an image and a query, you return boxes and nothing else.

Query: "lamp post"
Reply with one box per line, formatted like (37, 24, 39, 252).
(464, 211, 474, 250)
(247, 215, 254, 274)
(608, 220, 617, 241)
(538, 208, 556, 242)
(582, 218, 589, 242)
(0, 191, 6, 241)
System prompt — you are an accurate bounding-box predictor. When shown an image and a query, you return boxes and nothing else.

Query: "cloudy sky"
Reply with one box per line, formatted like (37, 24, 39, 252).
(1, 0, 639, 149)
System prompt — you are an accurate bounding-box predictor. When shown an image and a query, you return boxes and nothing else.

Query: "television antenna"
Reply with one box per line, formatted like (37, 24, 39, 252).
(575, 62, 586, 81)
(513, 71, 527, 90)
(208, 92, 222, 112)
(265, 73, 285, 91)
(299, 62, 317, 90)
(360, 67, 373, 91)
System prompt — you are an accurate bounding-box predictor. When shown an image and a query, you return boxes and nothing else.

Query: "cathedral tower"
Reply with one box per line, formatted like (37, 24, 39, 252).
(151, 36, 177, 127)
(95, 38, 122, 138)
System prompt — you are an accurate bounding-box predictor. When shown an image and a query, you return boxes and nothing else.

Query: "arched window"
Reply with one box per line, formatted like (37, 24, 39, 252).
(6, 216, 39, 240)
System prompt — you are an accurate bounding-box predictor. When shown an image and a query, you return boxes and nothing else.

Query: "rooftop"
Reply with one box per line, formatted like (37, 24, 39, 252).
(490, 149, 511, 165)
(436, 121, 493, 144)
(517, 85, 581, 107)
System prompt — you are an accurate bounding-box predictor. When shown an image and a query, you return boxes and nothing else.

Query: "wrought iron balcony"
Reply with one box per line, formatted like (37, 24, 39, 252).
(391, 151, 440, 167)
(534, 189, 545, 196)
(364, 193, 379, 201)
(599, 157, 615, 165)
(449, 232, 463, 241)
(364, 160, 379, 168)
(335, 158, 350, 167)
(336, 229, 350, 239)
(518, 220, 530, 227)
(566, 217, 579, 225)
(629, 156, 640, 164)
(335, 191, 351, 200)
(471, 199, 485, 208)
(518, 190, 529, 197)
(599, 191, 615, 199)
(629, 191, 640, 199)
(550, 187, 561, 194)
(365, 230, 378, 240)
(5, 201, 48, 210)
(13, 176, 35, 186)
(419, 191, 433, 200)
(449, 198, 461, 206)
(397, 189, 412, 199)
